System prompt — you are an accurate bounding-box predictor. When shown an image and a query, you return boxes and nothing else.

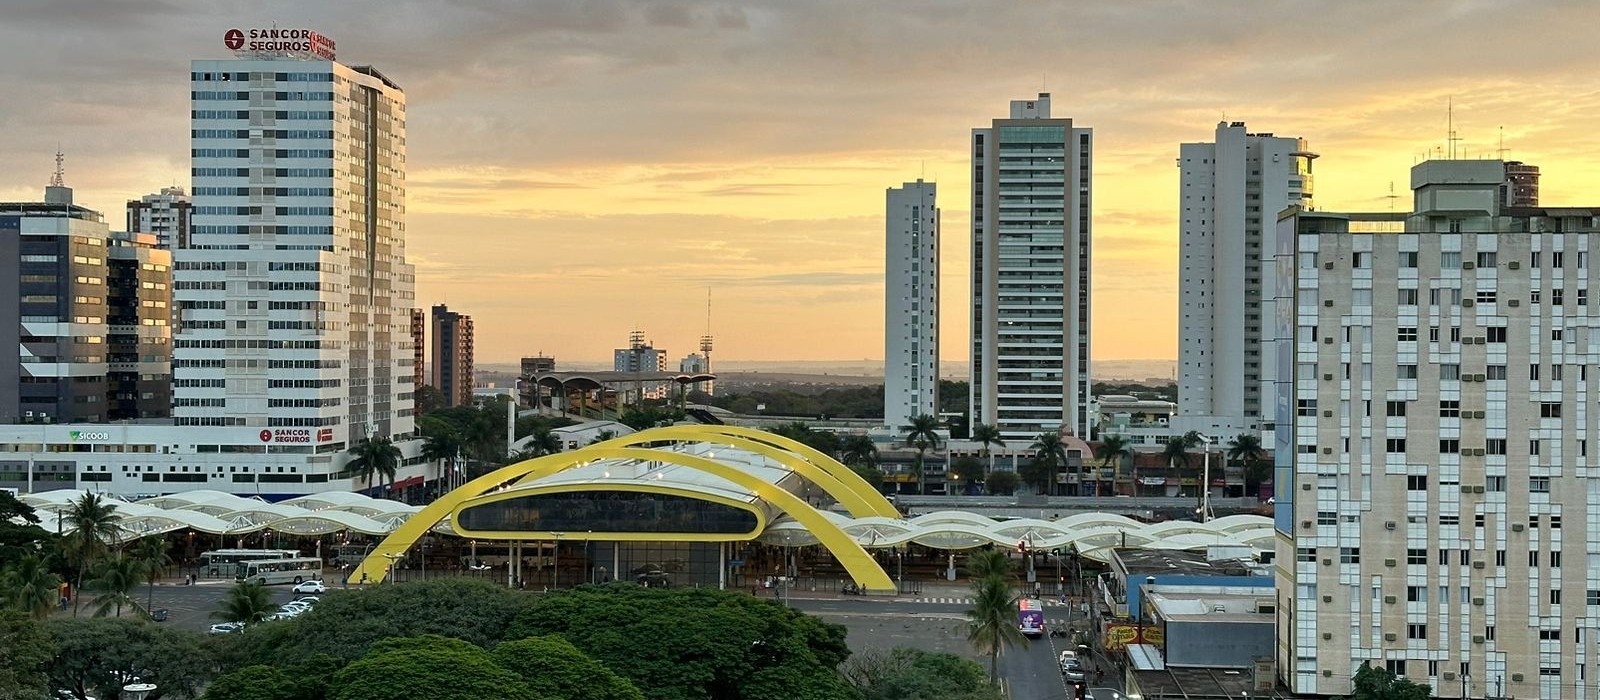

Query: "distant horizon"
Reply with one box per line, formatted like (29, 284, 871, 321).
(475, 357, 1179, 383)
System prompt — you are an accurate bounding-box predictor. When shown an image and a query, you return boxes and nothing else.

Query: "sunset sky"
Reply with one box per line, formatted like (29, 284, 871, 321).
(4, 1, 1600, 366)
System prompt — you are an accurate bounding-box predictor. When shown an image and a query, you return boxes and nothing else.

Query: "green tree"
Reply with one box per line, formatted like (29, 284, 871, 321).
(0, 491, 54, 565)
(347, 436, 403, 493)
(948, 456, 985, 493)
(328, 643, 537, 700)
(1340, 661, 1433, 700)
(1095, 434, 1132, 496)
(0, 611, 53, 700)
(134, 535, 173, 617)
(419, 417, 467, 490)
(1030, 431, 1068, 496)
(970, 423, 1004, 479)
(85, 552, 146, 618)
(521, 429, 564, 457)
(506, 585, 854, 700)
(984, 471, 1019, 496)
(964, 559, 1024, 687)
(201, 665, 299, 700)
(2, 552, 61, 619)
(839, 434, 879, 469)
(1017, 458, 1054, 495)
(848, 463, 886, 493)
(413, 384, 446, 415)
(843, 646, 1001, 700)
(901, 414, 942, 495)
(492, 635, 643, 700)
(214, 580, 277, 625)
(963, 550, 1014, 583)
(60, 492, 124, 617)
(44, 616, 212, 700)
(1227, 432, 1270, 494)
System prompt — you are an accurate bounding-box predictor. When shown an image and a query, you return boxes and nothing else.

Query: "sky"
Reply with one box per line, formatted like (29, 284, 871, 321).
(4, 0, 1600, 366)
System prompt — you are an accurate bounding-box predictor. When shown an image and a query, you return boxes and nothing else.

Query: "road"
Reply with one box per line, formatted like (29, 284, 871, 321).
(136, 580, 1095, 696)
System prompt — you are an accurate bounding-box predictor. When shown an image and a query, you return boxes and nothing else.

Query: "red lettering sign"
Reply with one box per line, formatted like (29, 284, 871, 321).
(259, 429, 273, 443)
(226, 28, 336, 60)
(317, 428, 333, 442)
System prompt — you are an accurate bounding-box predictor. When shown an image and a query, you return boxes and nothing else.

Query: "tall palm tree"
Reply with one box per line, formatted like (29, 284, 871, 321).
(963, 549, 1015, 583)
(971, 423, 1005, 479)
(1226, 433, 1266, 495)
(902, 414, 943, 495)
(213, 580, 276, 625)
(86, 552, 146, 618)
(525, 429, 563, 457)
(1030, 431, 1068, 496)
(966, 563, 1025, 687)
(840, 434, 879, 469)
(133, 536, 172, 617)
(1097, 434, 1133, 497)
(2, 553, 61, 618)
(419, 421, 466, 492)
(61, 493, 124, 616)
(347, 436, 402, 493)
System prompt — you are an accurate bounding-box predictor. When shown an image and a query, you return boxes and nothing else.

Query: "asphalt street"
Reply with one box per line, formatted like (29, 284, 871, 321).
(129, 580, 1094, 697)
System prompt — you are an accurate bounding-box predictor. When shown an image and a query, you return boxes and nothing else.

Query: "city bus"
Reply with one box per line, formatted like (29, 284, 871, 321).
(199, 549, 301, 577)
(1018, 598, 1045, 637)
(235, 557, 324, 585)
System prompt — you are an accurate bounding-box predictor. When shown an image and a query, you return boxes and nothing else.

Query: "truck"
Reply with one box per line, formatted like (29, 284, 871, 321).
(1017, 598, 1045, 637)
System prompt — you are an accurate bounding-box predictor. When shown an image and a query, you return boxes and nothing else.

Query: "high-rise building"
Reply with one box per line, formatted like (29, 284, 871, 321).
(410, 308, 424, 393)
(970, 93, 1092, 440)
(2, 178, 172, 423)
(885, 179, 939, 430)
(178, 45, 414, 444)
(1274, 159, 1598, 699)
(126, 186, 193, 249)
(1177, 122, 1316, 435)
(1505, 160, 1541, 208)
(520, 355, 555, 407)
(429, 304, 473, 408)
(614, 330, 668, 401)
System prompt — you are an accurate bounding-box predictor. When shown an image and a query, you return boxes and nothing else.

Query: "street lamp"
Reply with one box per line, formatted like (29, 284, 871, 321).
(1193, 433, 1215, 523)
(380, 552, 404, 584)
(122, 683, 156, 700)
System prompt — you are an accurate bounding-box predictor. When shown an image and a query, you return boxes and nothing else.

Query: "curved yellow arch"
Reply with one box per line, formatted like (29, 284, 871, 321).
(350, 444, 898, 592)
(521, 426, 897, 519)
(623, 425, 899, 518)
(452, 482, 769, 541)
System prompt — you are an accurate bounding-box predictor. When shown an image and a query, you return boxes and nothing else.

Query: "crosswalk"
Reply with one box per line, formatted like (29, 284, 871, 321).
(899, 596, 1072, 607)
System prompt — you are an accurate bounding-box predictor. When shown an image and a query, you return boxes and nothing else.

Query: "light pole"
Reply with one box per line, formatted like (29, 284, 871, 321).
(122, 683, 156, 700)
(380, 553, 403, 584)
(1194, 433, 1215, 523)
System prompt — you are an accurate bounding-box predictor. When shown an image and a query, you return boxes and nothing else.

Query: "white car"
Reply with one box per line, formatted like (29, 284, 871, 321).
(294, 596, 320, 605)
(292, 580, 328, 594)
(208, 622, 244, 634)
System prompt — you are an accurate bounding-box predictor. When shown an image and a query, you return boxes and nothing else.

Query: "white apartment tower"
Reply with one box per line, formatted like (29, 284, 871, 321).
(1275, 160, 1592, 700)
(177, 53, 415, 446)
(127, 186, 193, 249)
(1177, 122, 1315, 435)
(970, 93, 1092, 440)
(884, 180, 939, 430)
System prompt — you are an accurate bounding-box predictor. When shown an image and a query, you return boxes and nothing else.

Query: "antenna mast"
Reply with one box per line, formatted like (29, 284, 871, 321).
(698, 288, 715, 396)
(49, 148, 65, 187)
(1446, 97, 1463, 160)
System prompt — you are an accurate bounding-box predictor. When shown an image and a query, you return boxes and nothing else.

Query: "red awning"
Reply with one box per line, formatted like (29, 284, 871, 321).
(393, 475, 423, 489)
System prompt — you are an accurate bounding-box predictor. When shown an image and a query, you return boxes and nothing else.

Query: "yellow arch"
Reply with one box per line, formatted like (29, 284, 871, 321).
(621, 424, 899, 518)
(524, 426, 898, 519)
(349, 445, 898, 592)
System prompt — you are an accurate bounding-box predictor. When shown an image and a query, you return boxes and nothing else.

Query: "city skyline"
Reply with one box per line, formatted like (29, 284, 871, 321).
(5, 2, 1600, 364)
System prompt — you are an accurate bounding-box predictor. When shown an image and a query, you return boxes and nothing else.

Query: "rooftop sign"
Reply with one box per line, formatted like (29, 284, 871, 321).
(224, 28, 336, 60)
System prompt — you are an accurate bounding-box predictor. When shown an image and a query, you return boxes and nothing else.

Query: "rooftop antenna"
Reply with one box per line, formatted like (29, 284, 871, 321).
(49, 147, 65, 187)
(1497, 125, 1509, 160)
(1385, 181, 1399, 213)
(1446, 96, 1463, 160)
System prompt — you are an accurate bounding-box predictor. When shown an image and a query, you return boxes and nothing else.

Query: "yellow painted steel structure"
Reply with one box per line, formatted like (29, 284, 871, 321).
(348, 431, 899, 592)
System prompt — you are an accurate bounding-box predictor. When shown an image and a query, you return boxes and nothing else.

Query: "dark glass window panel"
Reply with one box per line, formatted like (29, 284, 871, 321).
(459, 491, 758, 535)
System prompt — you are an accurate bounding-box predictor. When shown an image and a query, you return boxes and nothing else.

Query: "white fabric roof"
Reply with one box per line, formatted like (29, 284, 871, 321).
(17, 489, 427, 539)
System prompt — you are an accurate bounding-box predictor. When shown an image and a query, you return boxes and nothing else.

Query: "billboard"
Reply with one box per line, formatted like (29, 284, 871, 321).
(225, 28, 336, 60)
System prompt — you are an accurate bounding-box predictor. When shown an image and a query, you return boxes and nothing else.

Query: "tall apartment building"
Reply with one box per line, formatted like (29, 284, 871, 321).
(677, 352, 713, 396)
(885, 179, 939, 430)
(520, 355, 555, 407)
(178, 48, 415, 445)
(409, 307, 424, 392)
(1275, 159, 1595, 699)
(614, 330, 668, 401)
(429, 304, 473, 407)
(126, 186, 193, 249)
(1177, 122, 1316, 435)
(970, 93, 1092, 440)
(2, 182, 172, 423)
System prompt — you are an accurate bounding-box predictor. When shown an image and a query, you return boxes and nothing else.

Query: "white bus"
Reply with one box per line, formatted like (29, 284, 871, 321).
(236, 557, 324, 585)
(199, 549, 301, 577)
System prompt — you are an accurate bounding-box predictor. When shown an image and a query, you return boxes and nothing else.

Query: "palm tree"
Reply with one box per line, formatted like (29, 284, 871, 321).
(1030, 431, 1068, 496)
(214, 580, 276, 625)
(133, 536, 172, 616)
(971, 423, 1004, 479)
(901, 414, 942, 495)
(347, 436, 402, 493)
(525, 429, 563, 457)
(2, 553, 61, 618)
(964, 549, 1015, 583)
(1226, 433, 1266, 496)
(965, 557, 1025, 687)
(61, 492, 124, 616)
(1097, 434, 1132, 497)
(840, 434, 879, 469)
(420, 422, 467, 492)
(86, 552, 146, 618)
(589, 429, 617, 446)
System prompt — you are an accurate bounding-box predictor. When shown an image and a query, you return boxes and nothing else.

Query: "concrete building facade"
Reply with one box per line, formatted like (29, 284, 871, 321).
(429, 304, 473, 407)
(613, 330, 668, 401)
(970, 93, 1093, 441)
(885, 179, 939, 430)
(1275, 159, 1600, 699)
(1177, 122, 1315, 437)
(126, 186, 192, 250)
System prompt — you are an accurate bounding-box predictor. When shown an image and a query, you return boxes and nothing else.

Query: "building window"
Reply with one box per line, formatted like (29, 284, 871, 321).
(1407, 548, 1427, 564)
(1531, 477, 1550, 493)
(1387, 401, 1407, 417)
(1340, 547, 1360, 564)
(1407, 623, 1427, 640)
(1399, 251, 1418, 268)
(1439, 400, 1460, 418)
(1477, 252, 1498, 267)
(1407, 586, 1427, 602)
(1398, 365, 1418, 379)
(1477, 290, 1497, 304)
(1552, 589, 1562, 605)
(1438, 439, 1460, 454)
(1486, 438, 1507, 455)
(1486, 326, 1507, 343)
(1386, 439, 1407, 453)
(1440, 364, 1460, 381)
(1407, 475, 1427, 490)
(1486, 365, 1507, 380)
(1397, 327, 1417, 342)
(1442, 252, 1461, 269)
(1542, 403, 1562, 418)
(1398, 289, 1419, 305)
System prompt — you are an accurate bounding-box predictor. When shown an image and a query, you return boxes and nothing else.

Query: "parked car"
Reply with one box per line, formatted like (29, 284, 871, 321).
(294, 596, 320, 605)
(208, 623, 244, 634)
(149, 608, 168, 622)
(292, 580, 328, 594)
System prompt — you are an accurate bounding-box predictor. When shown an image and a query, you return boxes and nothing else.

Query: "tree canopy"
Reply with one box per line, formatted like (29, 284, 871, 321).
(44, 616, 212, 700)
(491, 635, 643, 700)
(327, 639, 538, 700)
(843, 647, 1002, 700)
(0, 612, 53, 700)
(1340, 662, 1433, 700)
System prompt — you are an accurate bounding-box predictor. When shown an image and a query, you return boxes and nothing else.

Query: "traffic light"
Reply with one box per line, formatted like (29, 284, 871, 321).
(1072, 681, 1086, 699)
(1017, 539, 1028, 554)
